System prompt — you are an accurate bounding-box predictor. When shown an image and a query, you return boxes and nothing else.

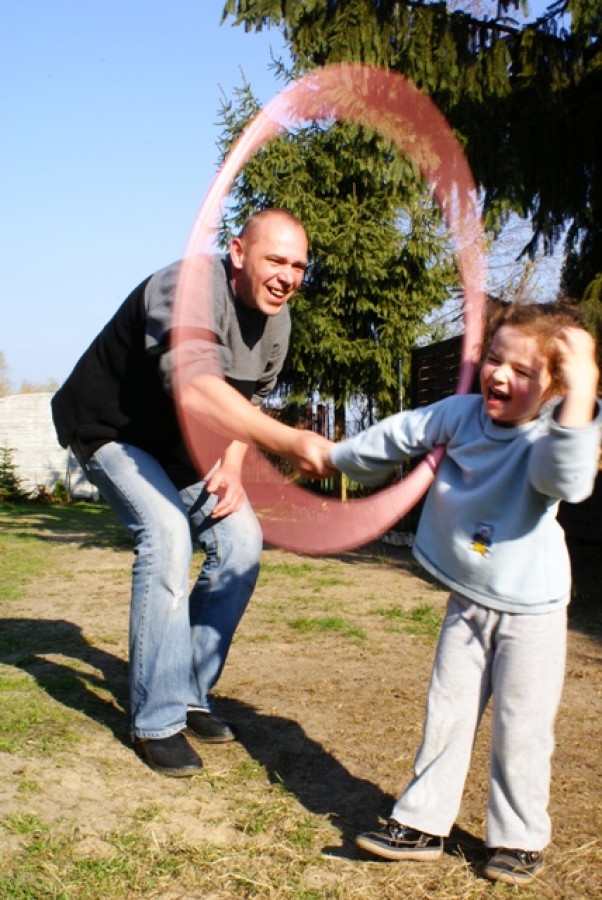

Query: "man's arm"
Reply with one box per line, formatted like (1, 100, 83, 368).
(180, 373, 336, 478)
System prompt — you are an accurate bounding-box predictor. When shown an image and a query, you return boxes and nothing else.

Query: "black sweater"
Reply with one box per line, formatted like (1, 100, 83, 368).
(52, 258, 290, 488)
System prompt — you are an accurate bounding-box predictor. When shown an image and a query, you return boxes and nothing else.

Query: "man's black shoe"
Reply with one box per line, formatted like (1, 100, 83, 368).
(186, 710, 235, 743)
(133, 732, 202, 777)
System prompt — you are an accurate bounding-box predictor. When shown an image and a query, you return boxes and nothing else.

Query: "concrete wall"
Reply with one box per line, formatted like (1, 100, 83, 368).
(0, 392, 97, 500)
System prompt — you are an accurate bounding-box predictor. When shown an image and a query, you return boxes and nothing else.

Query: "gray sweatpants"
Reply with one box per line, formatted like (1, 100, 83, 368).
(391, 594, 567, 850)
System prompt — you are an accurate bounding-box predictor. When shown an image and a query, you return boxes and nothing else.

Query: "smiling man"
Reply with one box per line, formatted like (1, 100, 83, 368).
(52, 209, 332, 776)
(230, 210, 308, 315)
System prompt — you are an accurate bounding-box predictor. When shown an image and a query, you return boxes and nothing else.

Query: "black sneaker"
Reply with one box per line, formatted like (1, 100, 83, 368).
(356, 819, 443, 861)
(483, 848, 544, 885)
(133, 732, 202, 777)
(186, 710, 235, 743)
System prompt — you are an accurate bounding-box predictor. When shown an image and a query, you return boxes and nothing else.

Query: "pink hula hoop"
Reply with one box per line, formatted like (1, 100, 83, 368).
(174, 63, 486, 554)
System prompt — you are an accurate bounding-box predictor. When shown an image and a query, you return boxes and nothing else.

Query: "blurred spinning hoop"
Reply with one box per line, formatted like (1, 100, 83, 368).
(174, 63, 486, 554)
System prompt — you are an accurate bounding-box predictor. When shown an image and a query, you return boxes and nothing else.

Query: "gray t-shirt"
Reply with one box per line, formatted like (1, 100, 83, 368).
(145, 255, 291, 405)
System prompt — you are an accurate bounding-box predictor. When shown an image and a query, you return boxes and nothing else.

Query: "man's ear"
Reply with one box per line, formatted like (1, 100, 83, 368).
(229, 236, 245, 270)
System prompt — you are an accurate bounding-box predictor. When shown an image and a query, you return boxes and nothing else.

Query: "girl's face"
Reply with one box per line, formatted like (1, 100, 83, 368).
(480, 325, 552, 427)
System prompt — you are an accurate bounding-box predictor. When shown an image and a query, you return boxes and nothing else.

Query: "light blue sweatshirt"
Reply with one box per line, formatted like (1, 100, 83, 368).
(331, 394, 601, 614)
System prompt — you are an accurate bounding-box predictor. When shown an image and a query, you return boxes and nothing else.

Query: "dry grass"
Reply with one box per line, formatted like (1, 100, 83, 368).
(0, 503, 600, 898)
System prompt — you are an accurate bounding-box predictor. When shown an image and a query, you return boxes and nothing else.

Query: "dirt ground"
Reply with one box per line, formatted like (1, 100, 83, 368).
(1, 517, 601, 898)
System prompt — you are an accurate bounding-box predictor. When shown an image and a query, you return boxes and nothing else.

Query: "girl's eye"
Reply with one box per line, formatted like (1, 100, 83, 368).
(515, 369, 532, 379)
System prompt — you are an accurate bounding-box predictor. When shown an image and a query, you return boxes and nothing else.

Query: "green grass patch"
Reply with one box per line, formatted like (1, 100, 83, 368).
(259, 593, 347, 627)
(0, 678, 80, 755)
(236, 798, 285, 836)
(0, 813, 346, 899)
(259, 560, 346, 590)
(0, 533, 46, 602)
(374, 601, 443, 642)
(4, 813, 49, 837)
(259, 559, 316, 579)
(15, 779, 42, 798)
(287, 615, 366, 640)
(0, 503, 130, 605)
(0, 818, 190, 899)
(284, 815, 317, 850)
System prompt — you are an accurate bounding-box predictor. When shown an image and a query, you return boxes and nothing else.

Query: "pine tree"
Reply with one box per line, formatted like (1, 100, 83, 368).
(0, 446, 30, 503)
(216, 80, 459, 422)
(222, 0, 601, 302)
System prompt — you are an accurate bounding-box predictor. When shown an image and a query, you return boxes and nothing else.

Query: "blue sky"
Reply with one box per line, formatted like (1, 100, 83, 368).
(2, 0, 560, 389)
(2, 0, 287, 387)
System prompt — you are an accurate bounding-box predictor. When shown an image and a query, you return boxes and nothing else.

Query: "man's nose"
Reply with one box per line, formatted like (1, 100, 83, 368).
(277, 266, 295, 287)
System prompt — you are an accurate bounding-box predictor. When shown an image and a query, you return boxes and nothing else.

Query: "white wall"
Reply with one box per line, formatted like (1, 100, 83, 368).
(0, 392, 97, 499)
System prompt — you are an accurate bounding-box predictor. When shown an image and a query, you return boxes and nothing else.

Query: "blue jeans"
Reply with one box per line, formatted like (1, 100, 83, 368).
(83, 441, 262, 739)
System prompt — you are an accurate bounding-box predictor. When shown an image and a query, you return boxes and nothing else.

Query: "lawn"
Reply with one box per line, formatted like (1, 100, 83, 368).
(0, 502, 600, 898)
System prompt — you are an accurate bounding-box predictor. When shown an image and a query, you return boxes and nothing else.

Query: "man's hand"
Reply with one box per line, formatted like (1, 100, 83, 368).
(205, 462, 246, 518)
(205, 432, 335, 519)
(281, 430, 337, 479)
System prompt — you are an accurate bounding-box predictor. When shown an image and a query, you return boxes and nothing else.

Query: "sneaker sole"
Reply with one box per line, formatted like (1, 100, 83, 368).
(356, 834, 443, 862)
(483, 863, 543, 886)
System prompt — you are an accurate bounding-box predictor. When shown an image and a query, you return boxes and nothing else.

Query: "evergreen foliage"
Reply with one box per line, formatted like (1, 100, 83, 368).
(222, 0, 601, 301)
(217, 81, 458, 419)
(0, 447, 30, 503)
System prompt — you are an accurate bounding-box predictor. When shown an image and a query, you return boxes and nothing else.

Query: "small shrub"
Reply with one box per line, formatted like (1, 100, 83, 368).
(51, 479, 70, 502)
(0, 446, 31, 502)
(29, 480, 70, 504)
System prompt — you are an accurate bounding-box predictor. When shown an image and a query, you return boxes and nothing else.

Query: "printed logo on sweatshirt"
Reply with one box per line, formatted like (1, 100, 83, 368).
(471, 522, 493, 556)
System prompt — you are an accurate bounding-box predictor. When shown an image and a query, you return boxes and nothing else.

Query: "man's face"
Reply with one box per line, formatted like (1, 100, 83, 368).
(480, 325, 552, 427)
(229, 215, 308, 316)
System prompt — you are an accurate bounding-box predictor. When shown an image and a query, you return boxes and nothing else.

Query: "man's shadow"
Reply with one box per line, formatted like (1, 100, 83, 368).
(0, 617, 130, 744)
(215, 695, 487, 868)
(1, 617, 486, 869)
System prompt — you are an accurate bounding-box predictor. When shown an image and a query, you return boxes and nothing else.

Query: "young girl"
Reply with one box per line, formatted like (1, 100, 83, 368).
(328, 303, 600, 886)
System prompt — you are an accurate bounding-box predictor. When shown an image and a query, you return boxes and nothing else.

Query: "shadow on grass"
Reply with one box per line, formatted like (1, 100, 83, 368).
(0, 617, 130, 744)
(0, 501, 132, 550)
(1, 617, 489, 870)
(214, 695, 486, 867)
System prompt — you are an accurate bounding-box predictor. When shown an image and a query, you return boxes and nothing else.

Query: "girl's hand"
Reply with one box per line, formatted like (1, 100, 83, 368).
(555, 327, 599, 427)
